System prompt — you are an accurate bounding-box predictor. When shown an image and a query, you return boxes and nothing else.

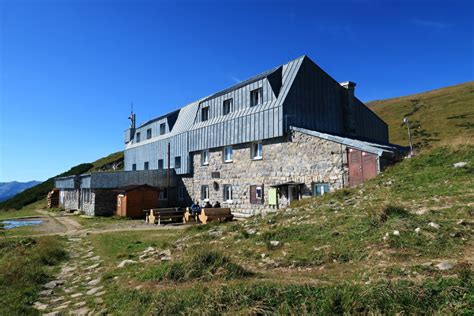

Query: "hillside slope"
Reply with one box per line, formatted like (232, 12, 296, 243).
(84, 145, 473, 314)
(0, 181, 41, 202)
(368, 81, 474, 148)
(0, 151, 123, 210)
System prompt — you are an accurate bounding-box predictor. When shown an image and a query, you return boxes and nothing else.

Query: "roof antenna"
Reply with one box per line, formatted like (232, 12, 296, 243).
(128, 102, 136, 129)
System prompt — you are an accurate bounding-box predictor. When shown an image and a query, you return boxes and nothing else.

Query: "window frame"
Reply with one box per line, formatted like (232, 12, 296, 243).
(223, 146, 233, 163)
(201, 106, 209, 121)
(144, 161, 149, 170)
(174, 156, 181, 169)
(158, 159, 164, 170)
(250, 185, 264, 205)
(147, 128, 152, 139)
(136, 132, 141, 143)
(201, 150, 209, 166)
(201, 185, 209, 201)
(132, 163, 137, 171)
(312, 183, 330, 196)
(250, 88, 263, 107)
(178, 186, 186, 200)
(158, 188, 168, 200)
(160, 123, 166, 135)
(223, 184, 233, 203)
(251, 142, 263, 160)
(223, 98, 233, 115)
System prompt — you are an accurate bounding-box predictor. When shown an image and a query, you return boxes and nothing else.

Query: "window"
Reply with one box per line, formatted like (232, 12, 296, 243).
(223, 146, 233, 162)
(159, 188, 168, 200)
(175, 156, 181, 169)
(251, 142, 263, 160)
(201, 106, 209, 121)
(223, 184, 233, 202)
(250, 88, 262, 107)
(144, 161, 149, 170)
(179, 186, 186, 200)
(136, 132, 141, 143)
(132, 163, 137, 171)
(160, 123, 166, 135)
(147, 128, 152, 139)
(158, 159, 164, 170)
(201, 185, 209, 200)
(201, 150, 209, 165)
(313, 183, 330, 196)
(250, 185, 264, 204)
(223, 98, 233, 115)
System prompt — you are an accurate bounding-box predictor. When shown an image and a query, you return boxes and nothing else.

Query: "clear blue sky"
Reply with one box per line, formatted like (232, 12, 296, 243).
(0, 0, 472, 182)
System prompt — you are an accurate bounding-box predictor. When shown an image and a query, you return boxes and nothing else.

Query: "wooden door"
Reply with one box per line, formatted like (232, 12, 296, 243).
(348, 149, 378, 186)
(348, 149, 363, 186)
(362, 152, 377, 181)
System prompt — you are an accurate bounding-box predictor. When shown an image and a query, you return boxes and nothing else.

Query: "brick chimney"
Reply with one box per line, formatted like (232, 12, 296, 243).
(340, 81, 357, 136)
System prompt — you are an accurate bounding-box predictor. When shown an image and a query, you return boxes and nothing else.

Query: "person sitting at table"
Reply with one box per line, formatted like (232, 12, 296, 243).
(204, 200, 212, 208)
(213, 201, 221, 208)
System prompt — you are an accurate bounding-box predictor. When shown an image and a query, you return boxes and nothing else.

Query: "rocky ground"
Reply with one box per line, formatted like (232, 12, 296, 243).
(33, 233, 107, 315)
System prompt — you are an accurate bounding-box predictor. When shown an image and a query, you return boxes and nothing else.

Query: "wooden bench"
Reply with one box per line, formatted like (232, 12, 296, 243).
(198, 208, 233, 224)
(144, 208, 185, 225)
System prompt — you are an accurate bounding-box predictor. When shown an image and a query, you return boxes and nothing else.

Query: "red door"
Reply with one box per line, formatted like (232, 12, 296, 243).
(348, 149, 363, 186)
(348, 149, 378, 186)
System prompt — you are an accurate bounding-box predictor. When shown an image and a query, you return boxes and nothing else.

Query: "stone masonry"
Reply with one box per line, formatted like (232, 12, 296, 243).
(182, 130, 350, 216)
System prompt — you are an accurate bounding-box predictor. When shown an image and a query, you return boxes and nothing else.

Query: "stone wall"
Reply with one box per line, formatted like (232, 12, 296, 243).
(60, 189, 80, 211)
(184, 130, 349, 216)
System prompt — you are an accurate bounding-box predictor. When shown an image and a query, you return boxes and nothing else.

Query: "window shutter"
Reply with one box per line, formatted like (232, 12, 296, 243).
(250, 185, 256, 204)
(259, 184, 264, 204)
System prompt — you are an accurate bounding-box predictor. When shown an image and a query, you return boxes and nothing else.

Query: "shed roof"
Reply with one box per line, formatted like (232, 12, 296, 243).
(290, 127, 407, 157)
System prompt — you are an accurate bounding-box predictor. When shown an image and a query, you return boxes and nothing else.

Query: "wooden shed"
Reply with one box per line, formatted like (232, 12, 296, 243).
(116, 185, 161, 219)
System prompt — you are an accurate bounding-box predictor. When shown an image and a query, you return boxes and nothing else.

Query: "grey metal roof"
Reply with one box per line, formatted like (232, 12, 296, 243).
(290, 127, 404, 157)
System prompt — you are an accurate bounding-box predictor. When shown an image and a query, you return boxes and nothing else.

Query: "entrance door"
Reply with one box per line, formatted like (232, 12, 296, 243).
(348, 149, 378, 186)
(288, 185, 299, 202)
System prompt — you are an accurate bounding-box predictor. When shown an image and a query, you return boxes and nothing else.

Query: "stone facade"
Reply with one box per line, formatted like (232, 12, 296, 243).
(182, 130, 349, 216)
(60, 189, 80, 211)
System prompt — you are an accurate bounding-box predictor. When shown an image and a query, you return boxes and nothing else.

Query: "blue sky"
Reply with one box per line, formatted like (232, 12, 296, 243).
(0, 0, 473, 182)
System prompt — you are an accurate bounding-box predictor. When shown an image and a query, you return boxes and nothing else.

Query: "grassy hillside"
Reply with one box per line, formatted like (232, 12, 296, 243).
(88, 145, 473, 314)
(0, 151, 123, 210)
(368, 81, 474, 148)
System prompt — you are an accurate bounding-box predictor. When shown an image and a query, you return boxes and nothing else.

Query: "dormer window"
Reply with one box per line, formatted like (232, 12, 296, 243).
(223, 98, 233, 115)
(160, 123, 166, 135)
(147, 128, 152, 139)
(201, 106, 209, 121)
(136, 132, 141, 143)
(250, 88, 262, 107)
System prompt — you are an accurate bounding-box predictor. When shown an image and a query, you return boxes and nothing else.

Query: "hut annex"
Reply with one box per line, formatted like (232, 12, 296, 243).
(55, 55, 404, 217)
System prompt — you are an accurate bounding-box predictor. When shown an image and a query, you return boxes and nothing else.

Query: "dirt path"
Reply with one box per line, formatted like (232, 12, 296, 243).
(7, 210, 186, 238)
(33, 234, 108, 315)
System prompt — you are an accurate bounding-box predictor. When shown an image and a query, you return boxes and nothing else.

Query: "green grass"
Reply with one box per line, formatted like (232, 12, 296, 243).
(0, 208, 40, 220)
(139, 250, 253, 282)
(104, 275, 472, 315)
(368, 81, 474, 148)
(0, 236, 67, 314)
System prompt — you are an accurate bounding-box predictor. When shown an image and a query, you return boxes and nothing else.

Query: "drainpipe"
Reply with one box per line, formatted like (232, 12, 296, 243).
(167, 142, 170, 200)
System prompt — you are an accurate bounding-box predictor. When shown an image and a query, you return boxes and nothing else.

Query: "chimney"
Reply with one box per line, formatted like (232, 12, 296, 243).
(340, 81, 356, 97)
(340, 81, 357, 136)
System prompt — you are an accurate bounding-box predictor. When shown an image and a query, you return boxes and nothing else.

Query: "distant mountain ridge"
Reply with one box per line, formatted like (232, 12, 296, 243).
(0, 151, 123, 210)
(0, 181, 42, 202)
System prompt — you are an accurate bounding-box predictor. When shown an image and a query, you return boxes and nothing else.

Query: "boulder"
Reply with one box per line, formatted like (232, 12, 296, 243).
(117, 259, 137, 268)
(435, 261, 454, 271)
